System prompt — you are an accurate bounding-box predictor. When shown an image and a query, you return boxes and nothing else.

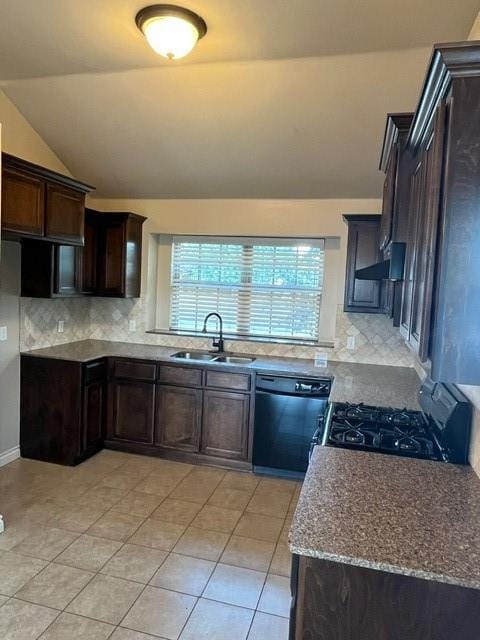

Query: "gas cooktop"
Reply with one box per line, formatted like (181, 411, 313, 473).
(320, 380, 472, 464)
(326, 402, 443, 460)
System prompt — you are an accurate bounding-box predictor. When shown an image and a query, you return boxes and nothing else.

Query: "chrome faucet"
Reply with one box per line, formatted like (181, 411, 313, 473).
(202, 313, 225, 353)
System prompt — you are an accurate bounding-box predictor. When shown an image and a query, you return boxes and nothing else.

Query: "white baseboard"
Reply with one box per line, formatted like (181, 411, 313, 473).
(0, 446, 20, 468)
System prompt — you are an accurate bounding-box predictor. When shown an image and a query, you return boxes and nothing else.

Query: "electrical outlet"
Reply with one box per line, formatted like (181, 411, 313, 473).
(0, 514, 4, 534)
(57, 320, 65, 333)
(346, 336, 356, 350)
(0, 326, 7, 341)
(128, 319, 137, 332)
(314, 351, 328, 368)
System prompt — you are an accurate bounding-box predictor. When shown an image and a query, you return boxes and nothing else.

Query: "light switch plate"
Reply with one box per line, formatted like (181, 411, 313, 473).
(346, 336, 356, 350)
(57, 320, 64, 333)
(0, 326, 7, 341)
(128, 320, 137, 332)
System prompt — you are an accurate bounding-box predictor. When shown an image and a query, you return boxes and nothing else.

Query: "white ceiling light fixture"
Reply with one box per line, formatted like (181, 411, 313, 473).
(135, 4, 207, 60)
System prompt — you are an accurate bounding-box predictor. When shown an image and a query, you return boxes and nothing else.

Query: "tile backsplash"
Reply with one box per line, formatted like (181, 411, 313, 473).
(20, 298, 415, 368)
(20, 297, 91, 350)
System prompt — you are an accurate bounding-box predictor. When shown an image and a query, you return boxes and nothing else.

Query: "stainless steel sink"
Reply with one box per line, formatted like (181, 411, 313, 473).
(170, 351, 256, 365)
(170, 351, 216, 361)
(212, 356, 256, 365)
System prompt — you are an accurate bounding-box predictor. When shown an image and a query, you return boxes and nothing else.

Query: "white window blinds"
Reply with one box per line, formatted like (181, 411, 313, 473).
(170, 237, 325, 340)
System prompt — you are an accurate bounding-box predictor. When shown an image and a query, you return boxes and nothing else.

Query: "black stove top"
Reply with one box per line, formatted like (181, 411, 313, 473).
(326, 402, 443, 461)
(316, 379, 472, 464)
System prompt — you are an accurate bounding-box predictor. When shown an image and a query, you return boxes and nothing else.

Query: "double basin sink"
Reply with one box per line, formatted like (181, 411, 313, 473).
(171, 351, 256, 365)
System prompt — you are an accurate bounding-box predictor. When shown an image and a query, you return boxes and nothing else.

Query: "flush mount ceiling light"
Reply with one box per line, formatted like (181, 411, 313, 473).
(135, 4, 207, 60)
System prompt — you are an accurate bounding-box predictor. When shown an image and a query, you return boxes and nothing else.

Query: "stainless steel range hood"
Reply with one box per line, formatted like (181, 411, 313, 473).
(355, 242, 406, 281)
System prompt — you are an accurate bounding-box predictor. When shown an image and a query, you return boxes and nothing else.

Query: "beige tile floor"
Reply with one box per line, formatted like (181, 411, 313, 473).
(0, 450, 301, 640)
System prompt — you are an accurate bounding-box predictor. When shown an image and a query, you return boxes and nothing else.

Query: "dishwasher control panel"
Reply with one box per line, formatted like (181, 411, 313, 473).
(256, 374, 331, 397)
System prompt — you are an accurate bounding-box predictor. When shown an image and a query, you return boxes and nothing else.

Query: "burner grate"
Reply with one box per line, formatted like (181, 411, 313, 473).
(327, 402, 441, 460)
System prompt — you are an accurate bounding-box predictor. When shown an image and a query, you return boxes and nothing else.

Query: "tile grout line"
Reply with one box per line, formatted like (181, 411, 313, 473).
(1, 454, 295, 639)
(112, 463, 225, 638)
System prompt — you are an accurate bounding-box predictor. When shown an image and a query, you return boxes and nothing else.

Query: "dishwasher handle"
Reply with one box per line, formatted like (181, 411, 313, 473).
(309, 416, 326, 460)
(256, 375, 331, 397)
(295, 381, 330, 395)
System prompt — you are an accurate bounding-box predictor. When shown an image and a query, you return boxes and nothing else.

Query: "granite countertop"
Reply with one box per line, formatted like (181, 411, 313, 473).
(22, 339, 422, 409)
(290, 446, 480, 590)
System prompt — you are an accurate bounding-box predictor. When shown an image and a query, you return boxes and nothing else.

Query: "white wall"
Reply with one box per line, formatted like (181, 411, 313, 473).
(0, 242, 21, 463)
(0, 89, 69, 464)
(468, 12, 480, 39)
(87, 197, 383, 351)
(88, 197, 382, 340)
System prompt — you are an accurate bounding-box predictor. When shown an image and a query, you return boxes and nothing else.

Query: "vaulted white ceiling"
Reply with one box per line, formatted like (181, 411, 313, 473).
(0, 1, 477, 198)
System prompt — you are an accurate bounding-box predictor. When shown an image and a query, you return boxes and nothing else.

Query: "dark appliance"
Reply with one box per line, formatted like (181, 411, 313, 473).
(316, 377, 471, 464)
(253, 374, 331, 478)
(354, 241, 406, 281)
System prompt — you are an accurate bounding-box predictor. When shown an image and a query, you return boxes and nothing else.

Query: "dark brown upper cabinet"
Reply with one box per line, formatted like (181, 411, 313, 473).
(21, 240, 83, 298)
(1, 153, 94, 246)
(399, 42, 480, 384)
(343, 215, 386, 314)
(2, 165, 45, 237)
(378, 113, 414, 251)
(377, 114, 414, 326)
(83, 210, 146, 298)
(400, 104, 446, 361)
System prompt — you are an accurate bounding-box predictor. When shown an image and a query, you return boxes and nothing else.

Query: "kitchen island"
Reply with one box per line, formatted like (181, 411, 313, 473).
(288, 446, 480, 639)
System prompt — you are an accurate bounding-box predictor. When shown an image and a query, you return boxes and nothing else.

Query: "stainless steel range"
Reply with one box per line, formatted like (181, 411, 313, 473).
(317, 378, 472, 464)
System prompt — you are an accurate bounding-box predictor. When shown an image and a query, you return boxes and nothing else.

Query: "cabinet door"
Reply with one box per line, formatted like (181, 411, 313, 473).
(54, 245, 82, 296)
(108, 380, 155, 444)
(80, 212, 98, 293)
(344, 218, 384, 313)
(400, 159, 424, 342)
(83, 379, 105, 454)
(155, 385, 202, 452)
(21, 242, 83, 298)
(402, 103, 446, 359)
(99, 222, 126, 296)
(202, 390, 250, 461)
(379, 145, 398, 251)
(411, 103, 446, 361)
(2, 167, 45, 237)
(45, 183, 85, 245)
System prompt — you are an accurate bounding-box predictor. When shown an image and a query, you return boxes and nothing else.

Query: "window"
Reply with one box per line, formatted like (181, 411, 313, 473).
(168, 236, 325, 340)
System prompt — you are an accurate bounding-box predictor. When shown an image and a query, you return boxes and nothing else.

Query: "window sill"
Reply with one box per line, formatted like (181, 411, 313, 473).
(146, 329, 335, 349)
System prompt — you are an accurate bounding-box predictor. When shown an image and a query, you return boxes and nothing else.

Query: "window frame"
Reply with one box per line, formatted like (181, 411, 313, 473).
(164, 235, 326, 342)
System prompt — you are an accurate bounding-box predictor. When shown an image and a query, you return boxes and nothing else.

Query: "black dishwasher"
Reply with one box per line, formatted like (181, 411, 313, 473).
(253, 374, 331, 478)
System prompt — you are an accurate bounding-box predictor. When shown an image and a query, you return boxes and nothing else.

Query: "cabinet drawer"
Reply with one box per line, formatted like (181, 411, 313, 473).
(83, 359, 106, 384)
(205, 370, 251, 391)
(110, 358, 157, 381)
(159, 365, 202, 387)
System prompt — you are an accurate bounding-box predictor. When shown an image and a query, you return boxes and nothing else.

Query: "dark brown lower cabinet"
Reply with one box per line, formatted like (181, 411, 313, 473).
(202, 390, 250, 460)
(290, 555, 480, 640)
(155, 385, 202, 452)
(21, 356, 253, 469)
(20, 356, 105, 465)
(82, 361, 107, 456)
(107, 379, 155, 444)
